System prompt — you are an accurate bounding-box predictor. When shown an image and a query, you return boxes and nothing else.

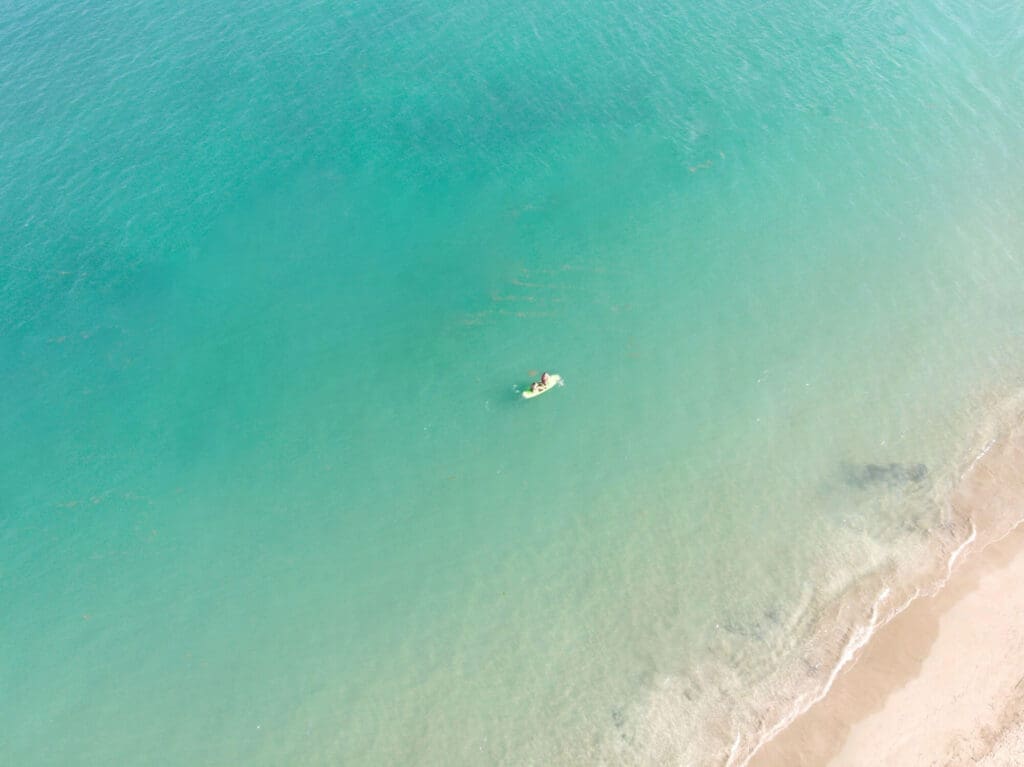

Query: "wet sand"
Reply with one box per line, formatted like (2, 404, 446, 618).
(750, 427, 1024, 766)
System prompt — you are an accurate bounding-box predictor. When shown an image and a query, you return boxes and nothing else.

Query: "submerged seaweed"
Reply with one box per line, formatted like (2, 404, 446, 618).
(841, 462, 929, 490)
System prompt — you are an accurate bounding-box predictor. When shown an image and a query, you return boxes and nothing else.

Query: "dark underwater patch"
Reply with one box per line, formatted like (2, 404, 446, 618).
(841, 462, 929, 489)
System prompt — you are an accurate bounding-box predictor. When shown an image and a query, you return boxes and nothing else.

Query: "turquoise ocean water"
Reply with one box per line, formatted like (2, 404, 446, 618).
(3, 1, 1024, 764)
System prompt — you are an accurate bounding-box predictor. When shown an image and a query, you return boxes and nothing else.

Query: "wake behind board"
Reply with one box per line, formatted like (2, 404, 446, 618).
(522, 374, 562, 399)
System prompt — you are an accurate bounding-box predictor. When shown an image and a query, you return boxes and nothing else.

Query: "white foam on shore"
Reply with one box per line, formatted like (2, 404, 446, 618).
(734, 536, 977, 767)
(731, 581, 911, 766)
(731, 397, 1024, 767)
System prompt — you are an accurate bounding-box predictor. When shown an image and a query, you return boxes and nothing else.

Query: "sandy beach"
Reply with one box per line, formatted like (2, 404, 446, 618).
(750, 426, 1024, 766)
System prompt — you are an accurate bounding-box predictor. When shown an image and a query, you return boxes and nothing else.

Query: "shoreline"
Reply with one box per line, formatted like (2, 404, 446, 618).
(747, 419, 1024, 766)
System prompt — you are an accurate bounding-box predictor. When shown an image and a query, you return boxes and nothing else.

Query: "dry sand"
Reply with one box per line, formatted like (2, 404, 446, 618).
(749, 426, 1024, 767)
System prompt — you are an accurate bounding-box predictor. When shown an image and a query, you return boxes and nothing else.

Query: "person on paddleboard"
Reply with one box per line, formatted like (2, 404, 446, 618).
(529, 372, 551, 393)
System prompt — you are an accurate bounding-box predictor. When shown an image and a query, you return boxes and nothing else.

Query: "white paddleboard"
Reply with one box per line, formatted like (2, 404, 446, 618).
(522, 374, 562, 399)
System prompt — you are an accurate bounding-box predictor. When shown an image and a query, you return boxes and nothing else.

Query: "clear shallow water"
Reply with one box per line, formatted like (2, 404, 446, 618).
(3, 0, 1024, 764)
